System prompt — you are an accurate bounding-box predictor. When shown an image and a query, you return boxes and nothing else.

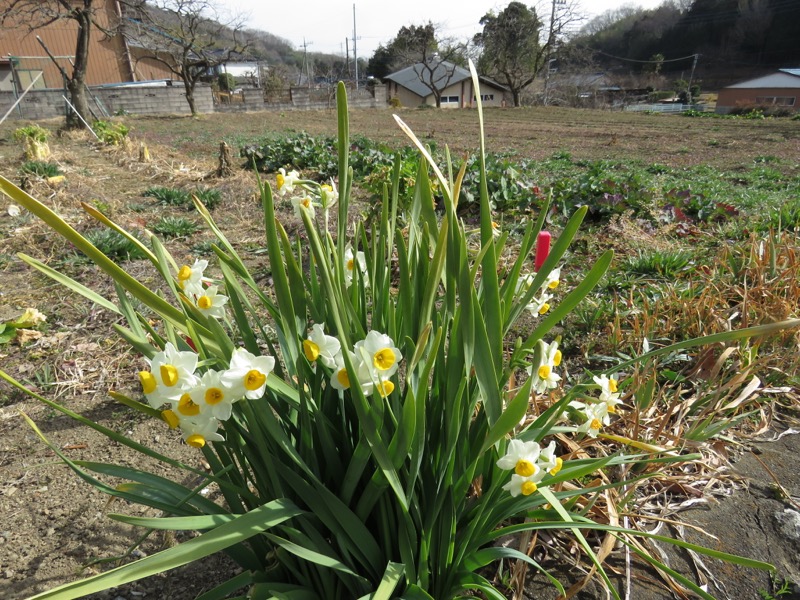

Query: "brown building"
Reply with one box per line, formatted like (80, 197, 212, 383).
(384, 61, 510, 109)
(716, 69, 800, 114)
(0, 0, 173, 93)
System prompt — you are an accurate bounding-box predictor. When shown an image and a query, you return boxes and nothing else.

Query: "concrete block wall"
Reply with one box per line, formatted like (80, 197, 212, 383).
(215, 84, 388, 114)
(0, 85, 213, 120)
(0, 82, 385, 121)
(96, 85, 214, 116)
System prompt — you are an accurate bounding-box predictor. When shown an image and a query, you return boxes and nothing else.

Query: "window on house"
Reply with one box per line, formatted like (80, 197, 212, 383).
(17, 70, 45, 90)
(442, 95, 459, 104)
(755, 96, 796, 106)
(474, 94, 494, 101)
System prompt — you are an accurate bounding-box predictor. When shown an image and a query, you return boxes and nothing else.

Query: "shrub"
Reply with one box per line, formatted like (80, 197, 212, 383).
(217, 72, 235, 92)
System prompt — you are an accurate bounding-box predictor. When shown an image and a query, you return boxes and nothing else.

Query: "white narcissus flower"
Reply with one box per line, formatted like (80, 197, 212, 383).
(496, 439, 544, 480)
(221, 348, 275, 400)
(355, 330, 402, 378)
(577, 401, 611, 438)
(330, 350, 355, 392)
(190, 369, 239, 421)
(537, 440, 563, 476)
(525, 291, 552, 317)
(193, 284, 228, 319)
(515, 273, 536, 296)
(502, 473, 540, 497)
(344, 245, 368, 287)
(320, 180, 338, 208)
(528, 339, 562, 394)
(138, 342, 199, 408)
(543, 267, 561, 290)
(593, 374, 622, 412)
(291, 195, 316, 219)
(276, 168, 300, 196)
(178, 414, 225, 448)
(176, 259, 211, 297)
(303, 323, 341, 369)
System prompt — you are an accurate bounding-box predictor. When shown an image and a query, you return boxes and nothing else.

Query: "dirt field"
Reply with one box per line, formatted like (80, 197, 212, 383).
(0, 106, 799, 600)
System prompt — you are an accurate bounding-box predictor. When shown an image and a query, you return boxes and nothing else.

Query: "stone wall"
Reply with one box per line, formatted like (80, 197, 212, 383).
(0, 83, 386, 121)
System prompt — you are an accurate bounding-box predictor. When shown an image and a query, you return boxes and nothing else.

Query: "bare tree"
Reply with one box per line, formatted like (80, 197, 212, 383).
(124, 0, 249, 116)
(390, 22, 468, 108)
(0, 0, 103, 128)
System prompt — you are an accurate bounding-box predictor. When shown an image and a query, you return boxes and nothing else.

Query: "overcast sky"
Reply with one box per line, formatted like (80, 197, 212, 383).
(219, 0, 668, 59)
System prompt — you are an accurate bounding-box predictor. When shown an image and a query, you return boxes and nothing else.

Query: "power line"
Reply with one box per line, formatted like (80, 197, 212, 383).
(594, 50, 698, 64)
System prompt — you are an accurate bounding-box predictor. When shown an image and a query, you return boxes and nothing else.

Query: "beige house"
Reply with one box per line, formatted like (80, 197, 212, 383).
(385, 61, 509, 108)
(716, 69, 800, 114)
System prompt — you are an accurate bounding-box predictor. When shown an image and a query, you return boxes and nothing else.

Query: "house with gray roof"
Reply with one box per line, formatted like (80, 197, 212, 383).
(384, 61, 509, 108)
(716, 69, 800, 114)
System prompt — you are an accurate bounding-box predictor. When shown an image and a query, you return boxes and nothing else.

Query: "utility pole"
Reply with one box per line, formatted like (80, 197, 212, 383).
(352, 4, 359, 89)
(687, 53, 699, 104)
(345, 37, 350, 78)
(300, 37, 313, 87)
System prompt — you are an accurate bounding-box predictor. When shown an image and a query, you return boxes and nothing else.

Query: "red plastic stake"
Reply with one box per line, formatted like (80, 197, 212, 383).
(535, 231, 551, 271)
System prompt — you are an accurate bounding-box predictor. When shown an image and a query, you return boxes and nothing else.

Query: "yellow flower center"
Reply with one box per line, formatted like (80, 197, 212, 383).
(160, 364, 179, 387)
(377, 380, 395, 397)
(521, 480, 538, 496)
(373, 348, 396, 371)
(550, 457, 563, 476)
(276, 173, 285, 189)
(538, 303, 550, 315)
(197, 295, 212, 309)
(590, 418, 602, 431)
(186, 434, 206, 448)
(608, 404, 617, 414)
(303, 339, 320, 362)
(245, 369, 266, 391)
(139, 371, 157, 394)
(178, 265, 192, 281)
(205, 387, 224, 405)
(553, 350, 562, 367)
(609, 378, 618, 393)
(515, 459, 536, 478)
(161, 409, 179, 429)
(548, 280, 559, 290)
(178, 393, 200, 417)
(347, 258, 355, 271)
(301, 197, 311, 208)
(538, 365, 551, 380)
(336, 368, 350, 389)
(322, 184, 332, 193)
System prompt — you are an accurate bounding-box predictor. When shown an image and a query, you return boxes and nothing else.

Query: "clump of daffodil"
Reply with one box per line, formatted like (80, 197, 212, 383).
(140, 342, 276, 448)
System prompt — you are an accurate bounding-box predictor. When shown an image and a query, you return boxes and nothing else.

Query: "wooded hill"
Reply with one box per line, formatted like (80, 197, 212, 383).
(571, 0, 800, 85)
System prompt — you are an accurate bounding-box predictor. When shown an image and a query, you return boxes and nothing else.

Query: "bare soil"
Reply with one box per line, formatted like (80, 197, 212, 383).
(0, 107, 799, 600)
